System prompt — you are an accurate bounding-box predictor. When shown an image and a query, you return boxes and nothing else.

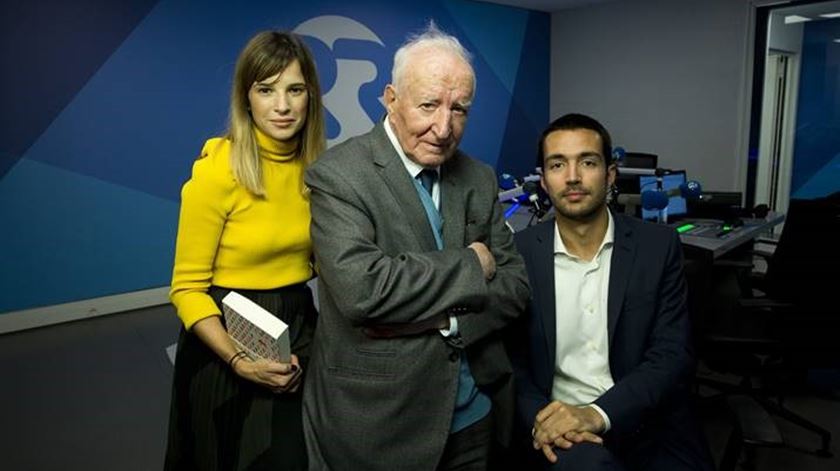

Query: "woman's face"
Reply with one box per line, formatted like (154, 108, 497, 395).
(248, 59, 308, 142)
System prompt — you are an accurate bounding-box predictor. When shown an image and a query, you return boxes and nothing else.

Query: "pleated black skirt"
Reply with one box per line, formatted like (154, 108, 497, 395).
(164, 283, 316, 471)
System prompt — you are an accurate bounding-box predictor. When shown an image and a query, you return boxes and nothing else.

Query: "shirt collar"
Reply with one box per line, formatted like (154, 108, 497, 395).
(384, 116, 439, 179)
(553, 210, 615, 258)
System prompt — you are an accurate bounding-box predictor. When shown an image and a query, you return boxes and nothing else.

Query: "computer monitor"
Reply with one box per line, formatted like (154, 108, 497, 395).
(688, 191, 743, 220)
(623, 152, 658, 169)
(639, 171, 688, 220)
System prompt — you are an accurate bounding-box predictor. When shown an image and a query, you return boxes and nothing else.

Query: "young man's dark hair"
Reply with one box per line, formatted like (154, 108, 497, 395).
(536, 113, 613, 170)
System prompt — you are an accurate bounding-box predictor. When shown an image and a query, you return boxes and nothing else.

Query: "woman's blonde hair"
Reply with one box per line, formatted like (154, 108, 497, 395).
(226, 31, 325, 196)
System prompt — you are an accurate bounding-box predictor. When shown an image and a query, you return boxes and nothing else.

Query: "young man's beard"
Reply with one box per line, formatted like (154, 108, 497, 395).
(552, 184, 609, 222)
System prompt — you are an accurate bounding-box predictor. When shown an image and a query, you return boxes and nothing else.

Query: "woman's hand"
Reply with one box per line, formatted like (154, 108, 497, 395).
(189, 316, 303, 393)
(233, 354, 303, 393)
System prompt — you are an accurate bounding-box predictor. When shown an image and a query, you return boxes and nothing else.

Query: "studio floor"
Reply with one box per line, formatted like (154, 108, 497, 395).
(0, 304, 837, 470)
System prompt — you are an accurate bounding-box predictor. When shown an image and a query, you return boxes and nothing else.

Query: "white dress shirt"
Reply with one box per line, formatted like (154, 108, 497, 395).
(384, 118, 440, 206)
(552, 212, 615, 430)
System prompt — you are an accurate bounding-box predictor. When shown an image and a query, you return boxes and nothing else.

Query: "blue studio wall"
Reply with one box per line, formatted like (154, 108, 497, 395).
(791, 18, 840, 199)
(0, 0, 549, 313)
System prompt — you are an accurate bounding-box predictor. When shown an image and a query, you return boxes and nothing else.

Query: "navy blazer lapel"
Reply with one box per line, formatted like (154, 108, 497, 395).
(532, 221, 557, 371)
(370, 123, 438, 252)
(607, 213, 636, 347)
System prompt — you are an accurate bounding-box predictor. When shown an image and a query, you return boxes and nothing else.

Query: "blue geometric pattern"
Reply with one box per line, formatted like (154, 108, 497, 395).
(0, 159, 178, 312)
(0, 0, 548, 313)
(0, 0, 161, 178)
(791, 19, 840, 198)
(792, 152, 840, 199)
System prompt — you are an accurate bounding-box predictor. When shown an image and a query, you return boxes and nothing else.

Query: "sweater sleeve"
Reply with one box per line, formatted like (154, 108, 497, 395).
(169, 140, 236, 329)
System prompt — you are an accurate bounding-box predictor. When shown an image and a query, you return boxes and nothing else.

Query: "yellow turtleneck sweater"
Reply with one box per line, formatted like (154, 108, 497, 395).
(170, 128, 312, 329)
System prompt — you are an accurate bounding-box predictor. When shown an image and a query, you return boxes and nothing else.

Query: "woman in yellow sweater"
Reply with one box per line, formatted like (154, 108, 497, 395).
(164, 31, 324, 471)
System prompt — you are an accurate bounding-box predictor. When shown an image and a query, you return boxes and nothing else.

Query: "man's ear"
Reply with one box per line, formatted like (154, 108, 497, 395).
(607, 163, 617, 187)
(383, 84, 397, 114)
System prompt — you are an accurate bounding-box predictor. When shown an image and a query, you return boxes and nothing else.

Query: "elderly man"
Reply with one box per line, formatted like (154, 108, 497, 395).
(301, 24, 529, 471)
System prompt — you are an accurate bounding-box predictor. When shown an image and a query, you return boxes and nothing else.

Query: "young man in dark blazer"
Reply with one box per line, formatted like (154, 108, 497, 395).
(510, 113, 713, 470)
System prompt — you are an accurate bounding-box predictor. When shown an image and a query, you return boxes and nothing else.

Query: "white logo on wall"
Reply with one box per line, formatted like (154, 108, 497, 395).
(294, 16, 384, 147)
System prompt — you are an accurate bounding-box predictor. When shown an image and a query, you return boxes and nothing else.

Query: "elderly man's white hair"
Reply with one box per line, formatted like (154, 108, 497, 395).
(391, 21, 475, 95)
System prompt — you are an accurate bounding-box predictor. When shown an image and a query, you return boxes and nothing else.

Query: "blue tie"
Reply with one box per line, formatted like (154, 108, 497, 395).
(418, 169, 436, 197)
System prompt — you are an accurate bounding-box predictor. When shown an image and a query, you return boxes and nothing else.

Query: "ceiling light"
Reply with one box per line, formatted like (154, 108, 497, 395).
(819, 12, 840, 18)
(785, 15, 812, 24)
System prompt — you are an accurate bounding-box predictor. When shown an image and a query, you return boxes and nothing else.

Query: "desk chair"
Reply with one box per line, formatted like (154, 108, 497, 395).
(690, 197, 840, 469)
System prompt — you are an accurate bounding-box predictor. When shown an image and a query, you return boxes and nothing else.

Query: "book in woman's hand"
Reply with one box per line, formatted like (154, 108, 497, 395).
(222, 291, 291, 363)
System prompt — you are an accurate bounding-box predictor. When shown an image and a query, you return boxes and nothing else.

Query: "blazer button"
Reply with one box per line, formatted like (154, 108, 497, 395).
(449, 351, 459, 362)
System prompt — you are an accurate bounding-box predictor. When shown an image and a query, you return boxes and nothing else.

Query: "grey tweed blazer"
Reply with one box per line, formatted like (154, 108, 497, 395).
(302, 121, 529, 471)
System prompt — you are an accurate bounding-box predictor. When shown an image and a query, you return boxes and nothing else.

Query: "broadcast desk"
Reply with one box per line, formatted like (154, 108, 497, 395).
(674, 212, 786, 259)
